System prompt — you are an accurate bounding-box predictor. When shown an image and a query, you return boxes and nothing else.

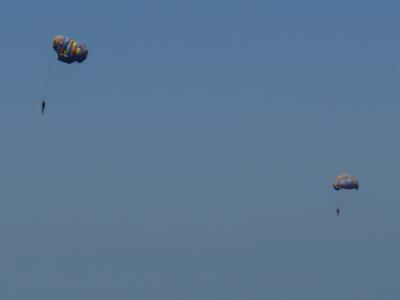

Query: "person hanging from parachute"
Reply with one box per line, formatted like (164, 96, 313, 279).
(332, 173, 359, 217)
(40, 35, 88, 114)
(40, 98, 46, 114)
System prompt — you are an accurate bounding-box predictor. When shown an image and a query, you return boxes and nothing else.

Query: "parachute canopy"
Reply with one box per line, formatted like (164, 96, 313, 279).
(53, 35, 88, 64)
(333, 174, 359, 190)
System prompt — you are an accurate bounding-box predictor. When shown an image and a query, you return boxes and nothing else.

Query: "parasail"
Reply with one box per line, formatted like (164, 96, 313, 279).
(333, 173, 359, 190)
(39, 35, 89, 112)
(53, 35, 88, 64)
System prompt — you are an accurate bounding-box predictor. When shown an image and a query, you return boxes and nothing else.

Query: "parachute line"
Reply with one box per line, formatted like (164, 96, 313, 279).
(40, 35, 88, 103)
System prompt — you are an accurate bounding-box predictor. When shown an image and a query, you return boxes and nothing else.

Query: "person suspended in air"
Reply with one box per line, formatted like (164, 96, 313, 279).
(40, 99, 46, 114)
(336, 207, 340, 217)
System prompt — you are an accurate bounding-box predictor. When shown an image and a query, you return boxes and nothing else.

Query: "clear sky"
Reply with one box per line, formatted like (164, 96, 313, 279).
(0, 0, 400, 299)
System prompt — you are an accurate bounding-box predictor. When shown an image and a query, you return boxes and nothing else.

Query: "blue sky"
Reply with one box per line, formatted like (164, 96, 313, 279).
(0, 0, 400, 299)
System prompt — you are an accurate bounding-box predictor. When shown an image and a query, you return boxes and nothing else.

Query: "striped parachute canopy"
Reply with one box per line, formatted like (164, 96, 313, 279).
(333, 174, 359, 190)
(53, 35, 88, 64)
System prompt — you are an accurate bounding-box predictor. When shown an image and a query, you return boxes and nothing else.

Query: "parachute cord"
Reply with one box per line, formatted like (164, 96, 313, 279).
(45, 64, 63, 98)
(46, 64, 80, 97)
(336, 198, 343, 210)
(57, 64, 80, 89)
(44, 63, 79, 101)
(41, 55, 56, 99)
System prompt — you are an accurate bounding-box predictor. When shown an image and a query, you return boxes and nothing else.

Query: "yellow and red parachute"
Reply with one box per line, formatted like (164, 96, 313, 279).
(53, 35, 88, 64)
